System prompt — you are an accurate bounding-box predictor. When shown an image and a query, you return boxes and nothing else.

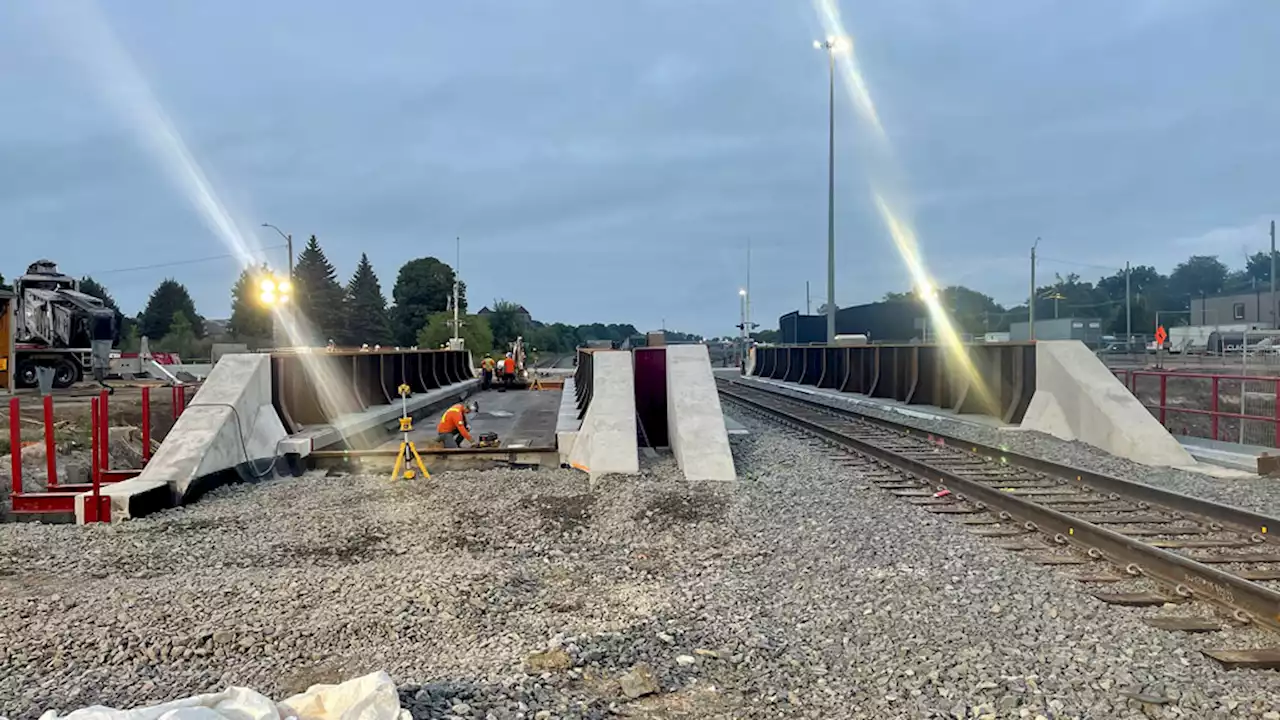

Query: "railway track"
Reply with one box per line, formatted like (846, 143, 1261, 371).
(718, 378, 1280, 666)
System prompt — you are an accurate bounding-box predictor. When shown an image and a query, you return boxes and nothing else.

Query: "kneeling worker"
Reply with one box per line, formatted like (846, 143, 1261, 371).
(437, 400, 478, 448)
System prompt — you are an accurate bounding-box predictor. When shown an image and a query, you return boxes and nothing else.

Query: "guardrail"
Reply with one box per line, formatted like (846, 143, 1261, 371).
(270, 349, 474, 432)
(1113, 369, 1280, 448)
(752, 343, 1037, 423)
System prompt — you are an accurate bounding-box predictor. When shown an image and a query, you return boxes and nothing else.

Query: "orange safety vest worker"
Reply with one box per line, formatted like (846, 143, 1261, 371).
(437, 403, 474, 445)
(503, 356, 516, 374)
(481, 357, 496, 372)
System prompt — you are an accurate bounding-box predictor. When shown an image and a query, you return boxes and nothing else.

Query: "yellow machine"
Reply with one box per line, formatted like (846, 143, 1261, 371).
(390, 384, 430, 480)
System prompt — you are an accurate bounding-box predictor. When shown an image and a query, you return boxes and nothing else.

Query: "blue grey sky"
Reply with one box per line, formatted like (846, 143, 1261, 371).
(2, 1, 1277, 337)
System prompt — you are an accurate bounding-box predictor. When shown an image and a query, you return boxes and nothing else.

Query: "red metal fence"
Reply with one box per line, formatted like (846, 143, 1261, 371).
(8, 383, 198, 521)
(1114, 370, 1280, 448)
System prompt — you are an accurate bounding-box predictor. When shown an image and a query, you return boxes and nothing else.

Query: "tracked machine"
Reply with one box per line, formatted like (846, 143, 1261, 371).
(9, 260, 116, 389)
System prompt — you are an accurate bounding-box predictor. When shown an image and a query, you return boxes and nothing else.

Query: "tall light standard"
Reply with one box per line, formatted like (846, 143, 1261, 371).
(814, 36, 848, 343)
(261, 223, 295, 279)
(738, 289, 749, 371)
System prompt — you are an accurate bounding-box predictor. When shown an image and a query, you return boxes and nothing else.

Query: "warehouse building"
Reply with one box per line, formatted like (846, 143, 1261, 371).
(779, 301, 921, 344)
(1009, 318, 1104, 346)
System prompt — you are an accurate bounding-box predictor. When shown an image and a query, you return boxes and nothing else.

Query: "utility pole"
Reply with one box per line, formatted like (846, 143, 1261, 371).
(1029, 238, 1039, 341)
(260, 223, 294, 278)
(806, 281, 811, 314)
(1271, 220, 1276, 329)
(451, 236, 461, 346)
(1125, 261, 1132, 343)
(746, 238, 753, 342)
(813, 38, 842, 343)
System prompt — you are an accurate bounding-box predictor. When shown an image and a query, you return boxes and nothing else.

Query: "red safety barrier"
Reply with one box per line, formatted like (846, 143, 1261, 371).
(142, 386, 152, 464)
(1115, 369, 1280, 448)
(43, 395, 58, 489)
(8, 397, 20, 499)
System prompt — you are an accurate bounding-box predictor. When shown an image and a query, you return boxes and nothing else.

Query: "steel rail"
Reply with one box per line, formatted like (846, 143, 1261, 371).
(718, 381, 1280, 632)
(718, 379, 1277, 539)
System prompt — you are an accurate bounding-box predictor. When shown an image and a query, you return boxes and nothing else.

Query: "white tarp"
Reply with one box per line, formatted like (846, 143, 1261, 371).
(37, 672, 409, 720)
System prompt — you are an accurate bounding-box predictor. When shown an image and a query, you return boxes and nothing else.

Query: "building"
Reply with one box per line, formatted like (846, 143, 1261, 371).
(1190, 290, 1279, 328)
(476, 305, 534, 326)
(1009, 318, 1104, 346)
(780, 301, 921, 344)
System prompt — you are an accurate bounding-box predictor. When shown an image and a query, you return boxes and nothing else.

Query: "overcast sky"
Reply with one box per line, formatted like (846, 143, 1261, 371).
(2, 1, 1277, 336)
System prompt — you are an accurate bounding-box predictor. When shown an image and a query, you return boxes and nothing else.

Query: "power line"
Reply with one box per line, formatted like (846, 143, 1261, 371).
(79, 244, 288, 277)
(1038, 256, 1125, 273)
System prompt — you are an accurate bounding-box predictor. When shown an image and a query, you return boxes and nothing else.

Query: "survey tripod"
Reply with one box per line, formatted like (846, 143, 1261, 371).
(390, 383, 431, 481)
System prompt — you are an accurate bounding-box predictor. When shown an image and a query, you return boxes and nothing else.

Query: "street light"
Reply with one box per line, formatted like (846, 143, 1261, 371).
(814, 36, 849, 343)
(258, 274, 292, 306)
(261, 223, 295, 279)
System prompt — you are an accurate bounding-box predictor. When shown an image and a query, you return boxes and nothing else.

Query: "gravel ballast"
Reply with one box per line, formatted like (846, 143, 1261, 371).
(2, 418, 1280, 718)
(736, 376, 1280, 519)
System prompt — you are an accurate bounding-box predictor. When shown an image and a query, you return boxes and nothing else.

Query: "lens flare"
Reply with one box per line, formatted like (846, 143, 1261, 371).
(31, 1, 361, 434)
(813, 0, 997, 413)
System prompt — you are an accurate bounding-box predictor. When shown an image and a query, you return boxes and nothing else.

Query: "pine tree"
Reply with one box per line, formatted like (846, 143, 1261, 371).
(343, 253, 392, 346)
(228, 264, 274, 342)
(293, 235, 347, 344)
(139, 279, 204, 340)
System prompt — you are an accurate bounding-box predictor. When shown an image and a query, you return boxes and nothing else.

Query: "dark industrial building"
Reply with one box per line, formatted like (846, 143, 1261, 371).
(780, 301, 920, 344)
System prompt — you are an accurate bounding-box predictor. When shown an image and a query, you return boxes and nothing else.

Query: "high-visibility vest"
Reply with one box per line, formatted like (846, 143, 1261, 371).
(438, 404, 466, 433)
(504, 357, 516, 373)
(481, 358, 495, 371)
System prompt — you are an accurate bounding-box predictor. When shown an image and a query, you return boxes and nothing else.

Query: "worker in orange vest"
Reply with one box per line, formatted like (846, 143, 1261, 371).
(437, 401, 478, 448)
(502, 353, 516, 390)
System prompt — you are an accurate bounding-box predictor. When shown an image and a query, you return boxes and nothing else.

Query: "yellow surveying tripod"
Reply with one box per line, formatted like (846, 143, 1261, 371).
(390, 383, 430, 481)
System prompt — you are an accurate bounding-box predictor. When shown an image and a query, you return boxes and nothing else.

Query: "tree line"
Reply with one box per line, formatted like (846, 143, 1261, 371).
(6, 236, 645, 359)
(863, 253, 1277, 338)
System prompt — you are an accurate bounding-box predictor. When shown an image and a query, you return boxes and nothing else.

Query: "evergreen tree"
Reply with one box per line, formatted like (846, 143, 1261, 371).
(293, 235, 347, 344)
(228, 264, 274, 342)
(139, 279, 204, 340)
(343, 253, 392, 345)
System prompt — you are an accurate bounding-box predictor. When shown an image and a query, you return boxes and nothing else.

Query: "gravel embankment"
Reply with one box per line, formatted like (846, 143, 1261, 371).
(737, 377, 1280, 518)
(4, 418, 1280, 718)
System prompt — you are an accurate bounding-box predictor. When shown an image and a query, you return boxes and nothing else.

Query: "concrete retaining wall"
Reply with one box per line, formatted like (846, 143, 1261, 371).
(666, 345, 735, 481)
(76, 354, 287, 523)
(1020, 341, 1195, 467)
(567, 351, 638, 481)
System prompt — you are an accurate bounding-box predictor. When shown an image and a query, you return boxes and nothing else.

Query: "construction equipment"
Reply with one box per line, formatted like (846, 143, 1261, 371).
(390, 384, 430, 480)
(10, 260, 116, 389)
(473, 432, 501, 448)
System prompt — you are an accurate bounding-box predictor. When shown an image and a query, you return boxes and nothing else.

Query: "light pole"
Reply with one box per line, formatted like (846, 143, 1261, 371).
(739, 289, 748, 371)
(815, 36, 848, 344)
(261, 223, 295, 279)
(258, 272, 292, 348)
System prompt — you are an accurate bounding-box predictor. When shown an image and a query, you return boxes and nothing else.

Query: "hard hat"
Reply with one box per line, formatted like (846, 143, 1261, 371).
(466, 401, 479, 414)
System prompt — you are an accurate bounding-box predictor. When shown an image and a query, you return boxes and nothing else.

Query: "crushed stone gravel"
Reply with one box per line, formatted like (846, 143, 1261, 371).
(736, 376, 1280, 519)
(3, 417, 1280, 718)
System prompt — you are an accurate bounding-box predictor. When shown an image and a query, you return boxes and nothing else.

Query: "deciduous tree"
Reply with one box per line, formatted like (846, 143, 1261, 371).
(391, 257, 465, 346)
(417, 312, 492, 353)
